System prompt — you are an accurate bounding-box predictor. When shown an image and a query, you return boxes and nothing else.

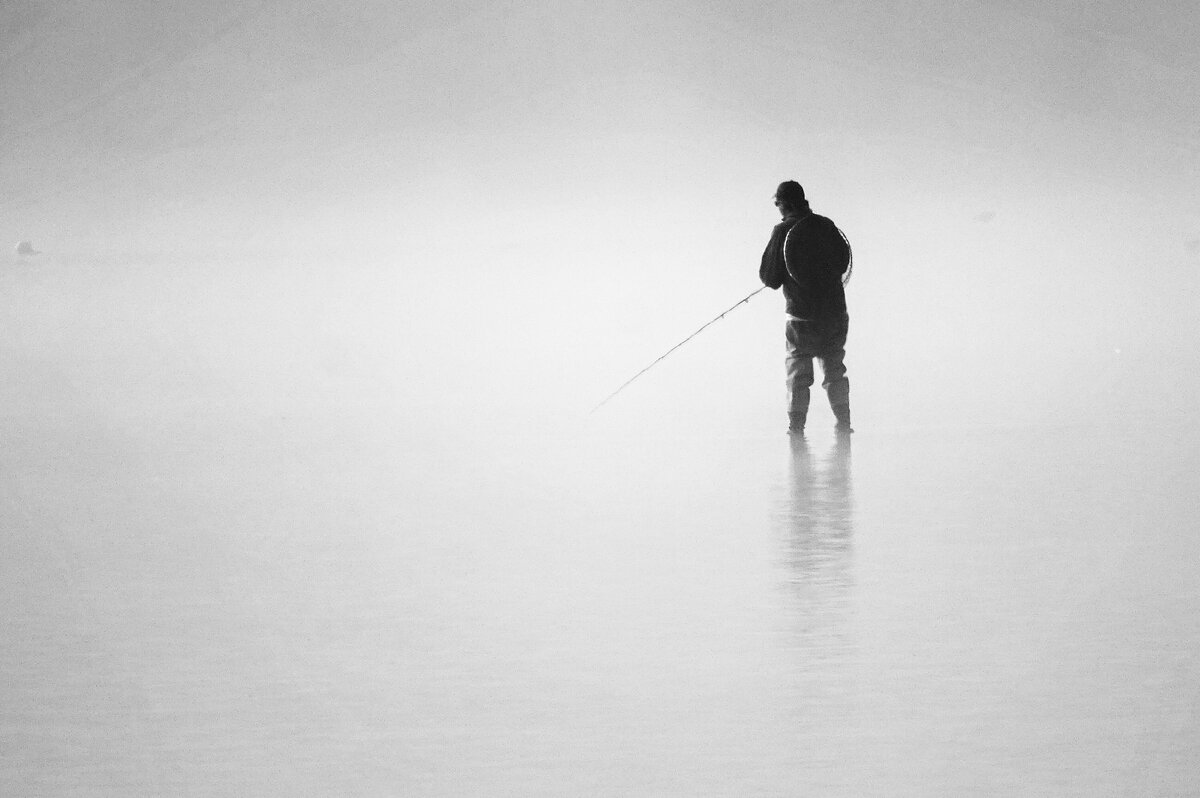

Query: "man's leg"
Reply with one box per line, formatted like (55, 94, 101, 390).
(818, 324, 851, 431)
(785, 321, 815, 433)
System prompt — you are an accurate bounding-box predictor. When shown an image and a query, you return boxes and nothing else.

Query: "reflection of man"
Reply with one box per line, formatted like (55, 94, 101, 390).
(759, 181, 852, 435)
(787, 435, 853, 528)
(782, 435, 854, 624)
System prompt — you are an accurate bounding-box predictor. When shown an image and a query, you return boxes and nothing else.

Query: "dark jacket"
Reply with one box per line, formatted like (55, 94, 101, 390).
(759, 210, 848, 327)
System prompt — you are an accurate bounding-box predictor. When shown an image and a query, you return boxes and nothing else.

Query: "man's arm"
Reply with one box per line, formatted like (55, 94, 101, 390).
(759, 222, 790, 289)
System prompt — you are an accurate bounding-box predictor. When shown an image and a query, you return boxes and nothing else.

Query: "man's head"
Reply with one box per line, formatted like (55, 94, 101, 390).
(773, 180, 807, 217)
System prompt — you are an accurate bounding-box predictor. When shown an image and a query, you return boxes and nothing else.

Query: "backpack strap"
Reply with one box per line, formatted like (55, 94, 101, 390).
(781, 214, 812, 283)
(836, 224, 853, 286)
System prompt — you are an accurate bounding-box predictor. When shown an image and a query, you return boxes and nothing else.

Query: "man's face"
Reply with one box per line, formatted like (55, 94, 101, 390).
(774, 197, 788, 218)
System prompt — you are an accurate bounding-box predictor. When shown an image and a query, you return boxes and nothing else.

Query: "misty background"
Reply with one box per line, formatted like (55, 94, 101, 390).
(3, 2, 1200, 795)
(4, 0, 1198, 433)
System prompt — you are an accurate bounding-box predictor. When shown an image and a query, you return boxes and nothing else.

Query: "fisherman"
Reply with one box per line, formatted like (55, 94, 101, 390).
(759, 181, 852, 435)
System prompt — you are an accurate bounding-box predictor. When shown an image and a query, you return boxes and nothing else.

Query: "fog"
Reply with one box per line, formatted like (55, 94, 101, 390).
(7, 1, 1200, 429)
(5, 2, 1200, 432)
(3, 2, 1200, 794)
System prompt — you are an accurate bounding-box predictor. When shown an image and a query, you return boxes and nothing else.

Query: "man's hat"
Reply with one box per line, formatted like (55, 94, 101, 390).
(774, 181, 805, 205)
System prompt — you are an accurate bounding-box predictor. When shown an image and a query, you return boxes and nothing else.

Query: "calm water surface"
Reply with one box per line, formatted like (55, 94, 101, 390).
(3, 412, 1198, 796)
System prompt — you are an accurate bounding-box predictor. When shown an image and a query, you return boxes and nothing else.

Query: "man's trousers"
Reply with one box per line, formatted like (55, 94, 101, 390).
(785, 315, 850, 425)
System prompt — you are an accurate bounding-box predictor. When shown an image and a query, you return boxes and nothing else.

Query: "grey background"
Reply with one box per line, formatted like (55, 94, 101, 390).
(3, 2, 1199, 795)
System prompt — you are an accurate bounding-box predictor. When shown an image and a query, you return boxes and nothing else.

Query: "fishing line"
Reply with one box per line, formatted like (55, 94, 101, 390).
(589, 286, 766, 414)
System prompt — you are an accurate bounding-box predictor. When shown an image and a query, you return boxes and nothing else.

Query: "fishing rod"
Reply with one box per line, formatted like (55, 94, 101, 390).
(590, 286, 766, 414)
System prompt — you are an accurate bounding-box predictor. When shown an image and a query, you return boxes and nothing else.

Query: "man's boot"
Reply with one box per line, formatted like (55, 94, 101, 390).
(832, 403, 853, 434)
(788, 411, 807, 435)
(827, 377, 852, 433)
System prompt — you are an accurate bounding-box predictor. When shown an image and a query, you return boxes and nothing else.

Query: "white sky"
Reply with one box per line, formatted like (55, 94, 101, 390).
(2, 1, 1198, 430)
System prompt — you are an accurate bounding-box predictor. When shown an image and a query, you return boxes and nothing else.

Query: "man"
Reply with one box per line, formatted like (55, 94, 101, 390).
(759, 180, 852, 435)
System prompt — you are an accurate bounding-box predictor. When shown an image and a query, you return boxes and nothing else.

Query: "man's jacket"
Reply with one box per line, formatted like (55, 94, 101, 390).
(759, 211, 848, 327)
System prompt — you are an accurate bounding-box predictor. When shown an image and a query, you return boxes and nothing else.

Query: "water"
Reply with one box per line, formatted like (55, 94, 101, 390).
(3, 402, 1198, 796)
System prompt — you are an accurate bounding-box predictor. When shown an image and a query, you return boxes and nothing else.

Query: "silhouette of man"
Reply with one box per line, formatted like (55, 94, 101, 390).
(759, 181, 852, 435)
